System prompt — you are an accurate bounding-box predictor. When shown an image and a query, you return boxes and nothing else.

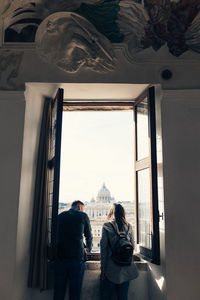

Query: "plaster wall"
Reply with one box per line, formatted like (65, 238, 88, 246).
(0, 92, 25, 300)
(11, 86, 46, 300)
(162, 90, 200, 300)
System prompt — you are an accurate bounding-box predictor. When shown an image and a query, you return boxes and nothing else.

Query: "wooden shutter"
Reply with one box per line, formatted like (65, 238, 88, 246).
(47, 88, 63, 260)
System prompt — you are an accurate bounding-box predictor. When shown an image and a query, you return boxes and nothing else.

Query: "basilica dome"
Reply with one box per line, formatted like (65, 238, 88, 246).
(96, 183, 112, 203)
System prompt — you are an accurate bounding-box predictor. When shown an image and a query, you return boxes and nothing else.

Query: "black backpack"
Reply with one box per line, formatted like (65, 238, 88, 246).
(110, 222, 133, 266)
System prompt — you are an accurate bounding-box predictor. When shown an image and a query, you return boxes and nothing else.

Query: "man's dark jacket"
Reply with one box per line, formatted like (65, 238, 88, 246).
(57, 207, 92, 261)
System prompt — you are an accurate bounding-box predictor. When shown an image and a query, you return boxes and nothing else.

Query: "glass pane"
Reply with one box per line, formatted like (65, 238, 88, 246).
(137, 168, 152, 249)
(136, 97, 149, 160)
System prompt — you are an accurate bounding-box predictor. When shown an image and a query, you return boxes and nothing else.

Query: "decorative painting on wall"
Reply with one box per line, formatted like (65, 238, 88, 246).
(2, 0, 200, 73)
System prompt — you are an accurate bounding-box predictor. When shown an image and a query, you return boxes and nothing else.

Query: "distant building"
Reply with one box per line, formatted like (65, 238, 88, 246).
(84, 183, 134, 252)
(58, 202, 70, 214)
(58, 183, 134, 252)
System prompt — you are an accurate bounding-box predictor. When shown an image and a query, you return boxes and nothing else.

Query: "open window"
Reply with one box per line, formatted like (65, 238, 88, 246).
(134, 87, 160, 264)
(47, 86, 160, 263)
(28, 88, 64, 289)
(47, 88, 64, 260)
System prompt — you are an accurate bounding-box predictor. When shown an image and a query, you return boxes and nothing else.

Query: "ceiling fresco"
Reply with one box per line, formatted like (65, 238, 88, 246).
(36, 12, 116, 73)
(2, 0, 200, 73)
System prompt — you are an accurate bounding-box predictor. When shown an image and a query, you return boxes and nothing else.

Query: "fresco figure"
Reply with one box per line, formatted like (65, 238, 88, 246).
(35, 11, 116, 73)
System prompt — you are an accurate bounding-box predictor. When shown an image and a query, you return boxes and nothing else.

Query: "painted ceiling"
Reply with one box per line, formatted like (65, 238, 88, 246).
(2, 0, 200, 73)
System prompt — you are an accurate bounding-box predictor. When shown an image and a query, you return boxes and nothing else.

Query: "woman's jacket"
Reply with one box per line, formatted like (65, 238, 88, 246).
(100, 220, 138, 284)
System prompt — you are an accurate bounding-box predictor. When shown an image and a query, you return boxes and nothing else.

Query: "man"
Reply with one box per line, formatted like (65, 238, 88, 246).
(54, 200, 93, 300)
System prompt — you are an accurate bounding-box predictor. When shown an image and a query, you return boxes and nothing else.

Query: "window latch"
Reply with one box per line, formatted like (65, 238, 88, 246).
(159, 212, 164, 221)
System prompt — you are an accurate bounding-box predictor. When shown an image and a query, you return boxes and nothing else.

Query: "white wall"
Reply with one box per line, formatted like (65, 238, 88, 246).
(162, 90, 200, 300)
(0, 92, 25, 300)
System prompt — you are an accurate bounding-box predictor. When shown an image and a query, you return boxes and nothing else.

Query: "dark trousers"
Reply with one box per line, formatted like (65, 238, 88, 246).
(101, 277, 130, 300)
(53, 259, 85, 300)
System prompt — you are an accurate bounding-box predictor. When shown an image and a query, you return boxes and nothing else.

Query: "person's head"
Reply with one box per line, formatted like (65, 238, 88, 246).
(71, 200, 84, 211)
(107, 203, 127, 230)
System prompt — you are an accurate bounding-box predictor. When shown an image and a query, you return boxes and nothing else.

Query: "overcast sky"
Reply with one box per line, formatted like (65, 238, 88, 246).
(59, 110, 135, 204)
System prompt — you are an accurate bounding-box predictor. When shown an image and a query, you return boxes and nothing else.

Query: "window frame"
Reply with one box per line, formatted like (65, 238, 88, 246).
(47, 88, 64, 260)
(133, 87, 160, 264)
(50, 90, 160, 263)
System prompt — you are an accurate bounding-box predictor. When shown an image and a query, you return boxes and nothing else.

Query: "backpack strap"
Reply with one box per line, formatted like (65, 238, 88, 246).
(125, 224, 130, 237)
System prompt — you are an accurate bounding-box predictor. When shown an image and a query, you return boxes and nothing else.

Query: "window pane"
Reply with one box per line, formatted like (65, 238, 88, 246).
(136, 98, 149, 160)
(137, 168, 152, 249)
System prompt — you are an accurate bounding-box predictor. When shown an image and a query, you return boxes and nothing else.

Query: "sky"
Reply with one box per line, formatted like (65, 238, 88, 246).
(59, 110, 135, 204)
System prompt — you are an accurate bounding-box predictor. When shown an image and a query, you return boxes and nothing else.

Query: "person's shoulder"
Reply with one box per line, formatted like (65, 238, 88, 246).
(80, 211, 88, 217)
(102, 221, 114, 231)
(126, 222, 133, 233)
(103, 221, 111, 227)
(126, 222, 133, 229)
(58, 210, 68, 217)
(77, 210, 89, 219)
(58, 210, 69, 220)
(68, 208, 88, 218)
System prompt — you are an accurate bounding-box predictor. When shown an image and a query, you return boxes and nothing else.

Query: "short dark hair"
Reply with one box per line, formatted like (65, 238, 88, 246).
(71, 200, 84, 207)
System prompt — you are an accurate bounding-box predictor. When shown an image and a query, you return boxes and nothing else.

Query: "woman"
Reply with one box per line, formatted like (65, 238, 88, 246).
(100, 203, 138, 300)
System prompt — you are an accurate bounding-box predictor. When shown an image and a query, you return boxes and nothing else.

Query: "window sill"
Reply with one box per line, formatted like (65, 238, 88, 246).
(87, 253, 141, 262)
(86, 254, 147, 271)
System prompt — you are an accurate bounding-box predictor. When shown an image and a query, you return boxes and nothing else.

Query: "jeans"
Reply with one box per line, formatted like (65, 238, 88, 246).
(101, 277, 130, 300)
(53, 259, 85, 300)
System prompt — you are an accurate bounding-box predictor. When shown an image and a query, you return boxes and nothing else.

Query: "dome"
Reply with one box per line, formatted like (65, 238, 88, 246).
(96, 183, 111, 203)
(90, 197, 95, 203)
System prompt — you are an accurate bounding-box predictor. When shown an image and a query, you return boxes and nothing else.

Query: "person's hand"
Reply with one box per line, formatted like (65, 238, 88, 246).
(86, 249, 91, 255)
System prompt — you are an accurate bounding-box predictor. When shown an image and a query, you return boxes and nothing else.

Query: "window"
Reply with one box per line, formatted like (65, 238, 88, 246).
(134, 87, 160, 264)
(46, 89, 64, 259)
(48, 89, 160, 262)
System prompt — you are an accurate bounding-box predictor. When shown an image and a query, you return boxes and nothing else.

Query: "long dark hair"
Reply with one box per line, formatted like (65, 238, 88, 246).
(107, 203, 127, 231)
